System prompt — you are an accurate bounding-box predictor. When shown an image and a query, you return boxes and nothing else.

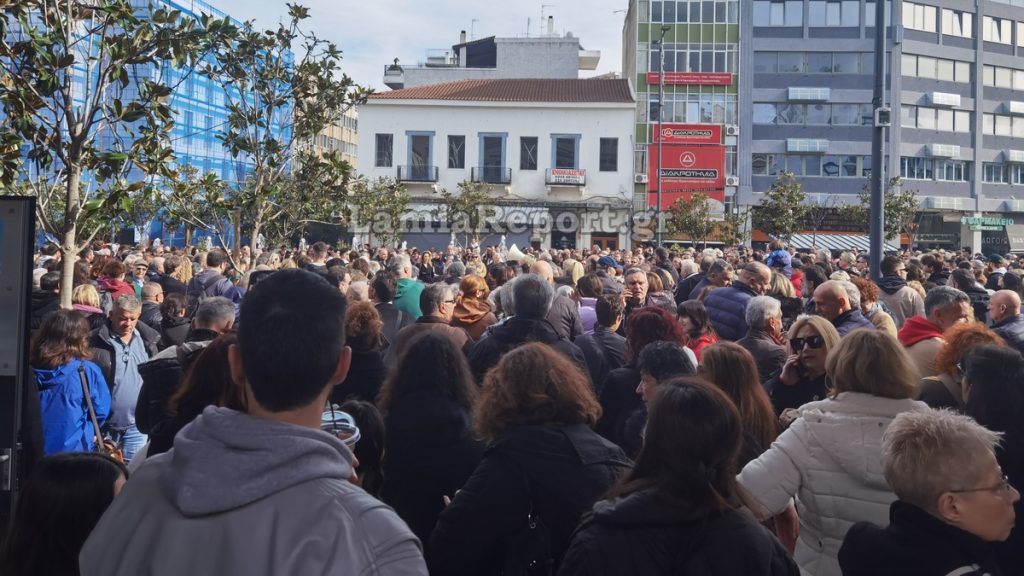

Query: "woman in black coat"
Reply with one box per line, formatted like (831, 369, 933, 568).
(430, 343, 631, 576)
(331, 301, 387, 404)
(378, 332, 483, 547)
(560, 377, 799, 576)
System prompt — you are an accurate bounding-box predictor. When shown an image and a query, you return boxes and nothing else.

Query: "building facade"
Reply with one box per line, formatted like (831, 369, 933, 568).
(357, 79, 636, 250)
(311, 107, 359, 169)
(383, 20, 601, 90)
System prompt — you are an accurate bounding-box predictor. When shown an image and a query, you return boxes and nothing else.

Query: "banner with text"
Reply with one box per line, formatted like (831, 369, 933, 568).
(651, 124, 722, 145)
(646, 72, 733, 86)
(647, 144, 726, 208)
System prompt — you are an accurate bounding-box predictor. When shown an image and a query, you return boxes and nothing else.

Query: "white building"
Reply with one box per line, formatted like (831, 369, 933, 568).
(357, 78, 637, 250)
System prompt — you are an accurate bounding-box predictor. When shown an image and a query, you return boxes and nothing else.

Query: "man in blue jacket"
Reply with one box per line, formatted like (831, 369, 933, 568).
(703, 262, 772, 341)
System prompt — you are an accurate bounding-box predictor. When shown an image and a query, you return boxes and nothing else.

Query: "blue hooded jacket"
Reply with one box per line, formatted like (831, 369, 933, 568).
(33, 358, 111, 455)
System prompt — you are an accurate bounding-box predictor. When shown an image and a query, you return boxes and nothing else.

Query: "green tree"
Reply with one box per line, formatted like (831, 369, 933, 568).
(199, 3, 370, 248)
(0, 0, 232, 306)
(752, 171, 808, 242)
(718, 205, 751, 246)
(163, 163, 235, 256)
(665, 192, 712, 249)
(435, 180, 496, 246)
(840, 177, 920, 242)
(346, 176, 409, 248)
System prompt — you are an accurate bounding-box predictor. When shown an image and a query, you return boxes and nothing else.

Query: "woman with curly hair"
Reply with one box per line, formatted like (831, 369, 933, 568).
(450, 274, 497, 341)
(330, 301, 387, 404)
(918, 322, 1007, 411)
(596, 306, 693, 454)
(430, 343, 630, 575)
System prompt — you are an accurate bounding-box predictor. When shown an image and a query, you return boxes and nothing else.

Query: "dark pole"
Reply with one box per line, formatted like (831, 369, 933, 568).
(869, 1, 887, 280)
(655, 25, 670, 247)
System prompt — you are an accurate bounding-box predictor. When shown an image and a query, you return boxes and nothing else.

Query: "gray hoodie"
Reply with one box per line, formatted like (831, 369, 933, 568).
(80, 407, 427, 576)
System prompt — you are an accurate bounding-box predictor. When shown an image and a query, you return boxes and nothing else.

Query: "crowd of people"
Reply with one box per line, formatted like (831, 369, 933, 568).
(8, 237, 1023, 575)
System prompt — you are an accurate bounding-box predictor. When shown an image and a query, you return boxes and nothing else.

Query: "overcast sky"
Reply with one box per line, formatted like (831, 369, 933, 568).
(210, 0, 628, 91)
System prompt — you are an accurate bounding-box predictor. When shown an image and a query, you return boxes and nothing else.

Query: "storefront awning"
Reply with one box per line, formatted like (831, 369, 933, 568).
(788, 233, 898, 252)
(1005, 224, 1024, 252)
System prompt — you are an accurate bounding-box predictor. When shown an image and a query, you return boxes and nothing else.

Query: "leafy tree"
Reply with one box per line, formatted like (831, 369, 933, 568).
(665, 192, 712, 249)
(435, 180, 496, 246)
(163, 163, 235, 256)
(0, 0, 232, 306)
(346, 176, 409, 248)
(752, 171, 808, 243)
(198, 3, 370, 248)
(840, 177, 920, 242)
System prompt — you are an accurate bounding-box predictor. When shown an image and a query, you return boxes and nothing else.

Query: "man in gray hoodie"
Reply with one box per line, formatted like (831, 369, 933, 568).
(80, 268, 427, 576)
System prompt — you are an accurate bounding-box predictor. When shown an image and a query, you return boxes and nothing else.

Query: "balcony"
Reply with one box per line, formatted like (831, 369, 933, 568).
(397, 165, 439, 182)
(471, 166, 512, 184)
(545, 168, 586, 186)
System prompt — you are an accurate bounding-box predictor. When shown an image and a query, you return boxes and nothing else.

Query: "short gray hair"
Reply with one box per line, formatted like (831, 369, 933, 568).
(623, 267, 645, 280)
(836, 280, 861, 309)
(882, 410, 1002, 513)
(680, 259, 698, 276)
(112, 294, 141, 314)
(388, 255, 411, 275)
(195, 296, 235, 328)
(745, 296, 782, 330)
(420, 282, 455, 315)
(924, 286, 970, 317)
(510, 274, 554, 319)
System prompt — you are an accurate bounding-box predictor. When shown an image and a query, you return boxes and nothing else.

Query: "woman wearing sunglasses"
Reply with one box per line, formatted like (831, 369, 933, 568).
(739, 330, 930, 576)
(768, 315, 840, 417)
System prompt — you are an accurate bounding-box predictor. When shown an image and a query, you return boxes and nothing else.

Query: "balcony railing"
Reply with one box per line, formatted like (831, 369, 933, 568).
(471, 166, 512, 184)
(397, 165, 439, 182)
(545, 168, 586, 186)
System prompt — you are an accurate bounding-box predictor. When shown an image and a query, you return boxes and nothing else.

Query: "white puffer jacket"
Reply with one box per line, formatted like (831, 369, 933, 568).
(738, 392, 931, 576)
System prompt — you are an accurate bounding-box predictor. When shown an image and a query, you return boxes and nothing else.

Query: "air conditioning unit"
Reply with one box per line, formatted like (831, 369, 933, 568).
(635, 174, 649, 184)
(927, 92, 961, 107)
(725, 176, 740, 187)
(725, 124, 740, 136)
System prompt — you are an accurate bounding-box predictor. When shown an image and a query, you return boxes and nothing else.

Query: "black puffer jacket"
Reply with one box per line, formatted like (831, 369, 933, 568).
(429, 424, 631, 576)
(992, 314, 1024, 355)
(135, 328, 219, 435)
(595, 365, 644, 457)
(560, 491, 799, 576)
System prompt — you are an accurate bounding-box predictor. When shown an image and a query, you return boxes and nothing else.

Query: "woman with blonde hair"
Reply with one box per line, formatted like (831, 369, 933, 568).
(739, 330, 931, 576)
(562, 258, 585, 285)
(71, 284, 106, 331)
(450, 274, 497, 341)
(768, 315, 840, 416)
(430, 343, 630, 575)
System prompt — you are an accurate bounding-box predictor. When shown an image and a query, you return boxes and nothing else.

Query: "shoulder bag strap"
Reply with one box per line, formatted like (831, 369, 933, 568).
(77, 364, 105, 447)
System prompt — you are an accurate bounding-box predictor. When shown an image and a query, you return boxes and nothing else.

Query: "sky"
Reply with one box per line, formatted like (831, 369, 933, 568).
(210, 0, 629, 91)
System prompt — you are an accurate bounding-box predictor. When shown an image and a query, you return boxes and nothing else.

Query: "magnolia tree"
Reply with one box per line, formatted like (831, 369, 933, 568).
(0, 0, 233, 306)
(666, 192, 713, 249)
(752, 171, 808, 243)
(435, 180, 496, 247)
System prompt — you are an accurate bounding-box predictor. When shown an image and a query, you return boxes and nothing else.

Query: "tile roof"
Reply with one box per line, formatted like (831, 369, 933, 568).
(369, 79, 634, 104)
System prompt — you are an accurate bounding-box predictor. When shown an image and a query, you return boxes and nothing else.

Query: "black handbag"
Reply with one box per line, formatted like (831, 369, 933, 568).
(500, 500, 554, 576)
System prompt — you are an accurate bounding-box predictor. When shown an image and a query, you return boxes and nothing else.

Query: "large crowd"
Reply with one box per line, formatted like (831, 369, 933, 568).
(8, 238, 1023, 575)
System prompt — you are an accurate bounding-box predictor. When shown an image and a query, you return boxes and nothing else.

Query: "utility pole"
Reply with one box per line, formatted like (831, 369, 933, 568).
(869, 1, 889, 280)
(655, 25, 670, 247)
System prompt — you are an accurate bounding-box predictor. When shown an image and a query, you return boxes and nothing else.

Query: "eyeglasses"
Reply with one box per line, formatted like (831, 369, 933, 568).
(791, 335, 826, 351)
(444, 299, 456, 304)
(950, 474, 1014, 497)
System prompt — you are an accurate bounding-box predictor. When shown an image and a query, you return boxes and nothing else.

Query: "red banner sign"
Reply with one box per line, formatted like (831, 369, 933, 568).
(647, 144, 725, 207)
(646, 72, 733, 85)
(651, 124, 722, 145)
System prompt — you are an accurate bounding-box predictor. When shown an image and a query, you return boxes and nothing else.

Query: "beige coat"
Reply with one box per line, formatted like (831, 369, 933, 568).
(904, 336, 943, 379)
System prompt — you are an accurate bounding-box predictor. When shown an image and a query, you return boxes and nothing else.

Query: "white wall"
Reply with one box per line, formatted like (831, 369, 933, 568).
(357, 99, 637, 250)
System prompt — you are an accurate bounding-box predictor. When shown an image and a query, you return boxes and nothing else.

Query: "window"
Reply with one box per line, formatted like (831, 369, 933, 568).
(1012, 165, 1024, 185)
(941, 9, 973, 38)
(901, 105, 972, 132)
(809, 1, 859, 26)
(753, 1, 803, 27)
(375, 134, 393, 167)
(807, 53, 832, 74)
(983, 163, 1008, 183)
(903, 54, 970, 83)
(598, 138, 618, 172)
(551, 135, 580, 169)
(936, 160, 969, 182)
(984, 16, 1012, 44)
(754, 52, 777, 73)
(833, 53, 860, 73)
(982, 64, 1024, 89)
(900, 157, 933, 180)
(753, 103, 778, 124)
(902, 2, 936, 32)
(520, 137, 538, 170)
(778, 53, 804, 73)
(447, 135, 465, 169)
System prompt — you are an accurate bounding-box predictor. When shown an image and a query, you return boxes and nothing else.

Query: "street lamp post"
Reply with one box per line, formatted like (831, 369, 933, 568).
(869, 1, 888, 279)
(655, 25, 670, 247)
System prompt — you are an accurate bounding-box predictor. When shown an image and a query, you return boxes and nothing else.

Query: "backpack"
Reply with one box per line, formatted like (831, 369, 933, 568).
(187, 274, 224, 316)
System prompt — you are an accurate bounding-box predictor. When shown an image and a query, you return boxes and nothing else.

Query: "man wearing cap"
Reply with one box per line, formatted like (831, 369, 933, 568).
(986, 254, 1008, 291)
(596, 255, 624, 294)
